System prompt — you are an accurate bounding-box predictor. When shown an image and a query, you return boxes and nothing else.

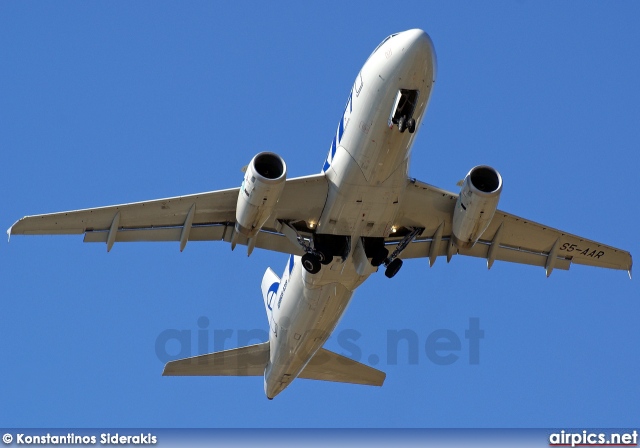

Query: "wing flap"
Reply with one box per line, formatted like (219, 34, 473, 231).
(83, 224, 304, 255)
(163, 342, 269, 377)
(395, 238, 570, 270)
(299, 348, 386, 386)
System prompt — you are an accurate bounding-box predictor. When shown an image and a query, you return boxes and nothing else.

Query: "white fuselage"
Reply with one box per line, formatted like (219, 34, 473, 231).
(264, 29, 436, 399)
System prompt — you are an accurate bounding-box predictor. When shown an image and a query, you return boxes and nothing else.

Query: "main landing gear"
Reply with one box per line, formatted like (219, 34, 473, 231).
(379, 227, 423, 279)
(301, 251, 331, 275)
(301, 233, 349, 274)
(277, 220, 349, 275)
(280, 219, 422, 278)
(384, 258, 403, 278)
(370, 246, 389, 268)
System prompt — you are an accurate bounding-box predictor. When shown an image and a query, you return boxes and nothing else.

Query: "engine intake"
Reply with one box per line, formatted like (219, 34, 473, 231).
(253, 153, 285, 180)
(452, 165, 502, 249)
(235, 152, 287, 238)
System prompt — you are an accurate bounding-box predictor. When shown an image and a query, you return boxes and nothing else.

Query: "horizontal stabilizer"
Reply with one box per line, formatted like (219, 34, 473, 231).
(163, 342, 269, 377)
(299, 348, 386, 386)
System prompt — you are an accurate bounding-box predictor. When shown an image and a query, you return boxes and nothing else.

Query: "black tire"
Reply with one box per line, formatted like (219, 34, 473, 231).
(407, 118, 416, 133)
(398, 116, 406, 133)
(371, 247, 389, 267)
(385, 258, 403, 278)
(302, 253, 321, 274)
(318, 250, 332, 265)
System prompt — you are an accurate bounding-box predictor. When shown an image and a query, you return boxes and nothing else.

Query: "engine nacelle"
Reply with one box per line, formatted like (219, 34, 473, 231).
(235, 152, 287, 238)
(452, 165, 502, 249)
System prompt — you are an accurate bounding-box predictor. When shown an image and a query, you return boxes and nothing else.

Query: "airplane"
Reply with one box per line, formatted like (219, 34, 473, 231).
(8, 29, 632, 399)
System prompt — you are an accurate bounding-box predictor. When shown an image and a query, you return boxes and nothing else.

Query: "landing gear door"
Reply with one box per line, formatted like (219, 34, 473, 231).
(388, 89, 419, 127)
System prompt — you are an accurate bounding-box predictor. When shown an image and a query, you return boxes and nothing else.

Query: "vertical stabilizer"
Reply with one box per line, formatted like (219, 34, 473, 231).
(261, 267, 280, 319)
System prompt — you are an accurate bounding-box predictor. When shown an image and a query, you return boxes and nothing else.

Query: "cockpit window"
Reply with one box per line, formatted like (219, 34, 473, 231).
(369, 33, 398, 58)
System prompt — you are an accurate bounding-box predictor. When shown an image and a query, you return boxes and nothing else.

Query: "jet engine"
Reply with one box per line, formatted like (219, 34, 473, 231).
(235, 152, 287, 238)
(451, 165, 502, 249)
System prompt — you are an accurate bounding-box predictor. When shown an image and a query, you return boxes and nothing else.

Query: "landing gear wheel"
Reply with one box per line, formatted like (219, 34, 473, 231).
(302, 253, 321, 274)
(407, 118, 416, 133)
(318, 251, 332, 265)
(398, 116, 407, 133)
(371, 247, 389, 267)
(385, 258, 403, 278)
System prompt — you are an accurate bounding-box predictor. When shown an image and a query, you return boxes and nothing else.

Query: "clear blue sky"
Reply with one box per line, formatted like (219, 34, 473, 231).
(1, 2, 638, 428)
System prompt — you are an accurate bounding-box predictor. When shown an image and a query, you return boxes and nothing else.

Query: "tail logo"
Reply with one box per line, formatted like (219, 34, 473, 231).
(266, 281, 279, 311)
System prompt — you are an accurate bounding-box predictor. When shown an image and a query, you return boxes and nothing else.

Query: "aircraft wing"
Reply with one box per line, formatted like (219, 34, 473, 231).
(8, 174, 328, 255)
(390, 179, 632, 277)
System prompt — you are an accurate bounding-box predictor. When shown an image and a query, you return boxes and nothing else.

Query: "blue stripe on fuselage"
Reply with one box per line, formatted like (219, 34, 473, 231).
(322, 88, 354, 172)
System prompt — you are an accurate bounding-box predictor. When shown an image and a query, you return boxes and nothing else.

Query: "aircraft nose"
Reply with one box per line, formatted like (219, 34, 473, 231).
(399, 28, 428, 44)
(397, 29, 436, 73)
(395, 29, 437, 82)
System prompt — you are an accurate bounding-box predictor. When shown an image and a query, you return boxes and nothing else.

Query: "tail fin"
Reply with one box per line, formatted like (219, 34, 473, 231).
(261, 267, 280, 317)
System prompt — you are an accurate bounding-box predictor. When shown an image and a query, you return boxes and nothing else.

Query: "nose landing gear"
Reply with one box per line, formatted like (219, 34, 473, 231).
(398, 117, 416, 134)
(389, 89, 419, 134)
(397, 116, 416, 134)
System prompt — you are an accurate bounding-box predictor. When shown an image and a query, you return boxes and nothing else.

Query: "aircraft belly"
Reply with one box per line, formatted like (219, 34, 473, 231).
(263, 30, 439, 398)
(339, 86, 409, 184)
(318, 147, 407, 237)
(265, 262, 354, 398)
(341, 44, 433, 184)
(316, 41, 434, 238)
